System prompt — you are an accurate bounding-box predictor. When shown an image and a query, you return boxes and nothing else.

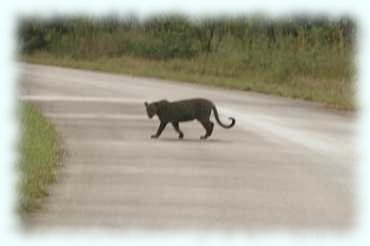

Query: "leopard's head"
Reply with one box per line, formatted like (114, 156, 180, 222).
(144, 101, 157, 118)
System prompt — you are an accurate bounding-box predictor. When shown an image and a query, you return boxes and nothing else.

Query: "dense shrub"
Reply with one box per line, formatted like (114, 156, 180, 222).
(18, 15, 355, 60)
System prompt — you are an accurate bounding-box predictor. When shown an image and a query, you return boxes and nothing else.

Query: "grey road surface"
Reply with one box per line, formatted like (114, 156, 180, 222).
(19, 64, 355, 231)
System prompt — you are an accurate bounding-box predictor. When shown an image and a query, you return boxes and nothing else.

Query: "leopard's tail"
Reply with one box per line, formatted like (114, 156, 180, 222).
(212, 105, 235, 129)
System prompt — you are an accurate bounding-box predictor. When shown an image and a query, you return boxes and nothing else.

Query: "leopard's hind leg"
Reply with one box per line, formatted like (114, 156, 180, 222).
(199, 119, 214, 139)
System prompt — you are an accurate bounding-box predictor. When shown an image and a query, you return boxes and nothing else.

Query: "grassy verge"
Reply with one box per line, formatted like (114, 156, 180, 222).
(17, 103, 62, 215)
(23, 52, 354, 110)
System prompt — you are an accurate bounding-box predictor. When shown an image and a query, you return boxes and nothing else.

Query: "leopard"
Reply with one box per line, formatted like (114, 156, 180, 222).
(144, 98, 235, 139)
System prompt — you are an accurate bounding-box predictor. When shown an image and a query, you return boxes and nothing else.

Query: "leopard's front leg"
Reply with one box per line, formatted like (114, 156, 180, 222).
(151, 122, 167, 139)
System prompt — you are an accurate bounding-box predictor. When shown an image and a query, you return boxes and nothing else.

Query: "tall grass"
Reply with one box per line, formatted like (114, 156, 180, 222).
(19, 14, 355, 108)
(17, 103, 62, 215)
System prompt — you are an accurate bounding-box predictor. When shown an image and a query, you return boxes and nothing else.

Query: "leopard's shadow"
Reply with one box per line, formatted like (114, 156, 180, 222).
(156, 137, 232, 143)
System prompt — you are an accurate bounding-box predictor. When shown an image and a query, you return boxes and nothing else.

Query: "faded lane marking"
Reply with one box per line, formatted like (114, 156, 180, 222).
(45, 113, 147, 120)
(220, 106, 341, 154)
(19, 95, 144, 103)
(20, 95, 341, 154)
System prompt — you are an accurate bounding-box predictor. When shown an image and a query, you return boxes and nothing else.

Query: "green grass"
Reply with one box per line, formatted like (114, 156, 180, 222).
(17, 103, 62, 215)
(23, 51, 355, 110)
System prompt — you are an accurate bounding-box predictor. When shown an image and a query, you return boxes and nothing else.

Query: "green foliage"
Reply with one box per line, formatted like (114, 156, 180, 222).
(139, 15, 197, 58)
(18, 103, 62, 214)
(18, 15, 355, 59)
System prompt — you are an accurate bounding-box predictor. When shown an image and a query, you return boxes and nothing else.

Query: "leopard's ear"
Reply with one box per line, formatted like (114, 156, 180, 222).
(144, 101, 149, 107)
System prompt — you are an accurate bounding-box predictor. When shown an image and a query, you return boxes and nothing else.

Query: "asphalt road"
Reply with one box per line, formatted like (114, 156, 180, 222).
(19, 64, 355, 231)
